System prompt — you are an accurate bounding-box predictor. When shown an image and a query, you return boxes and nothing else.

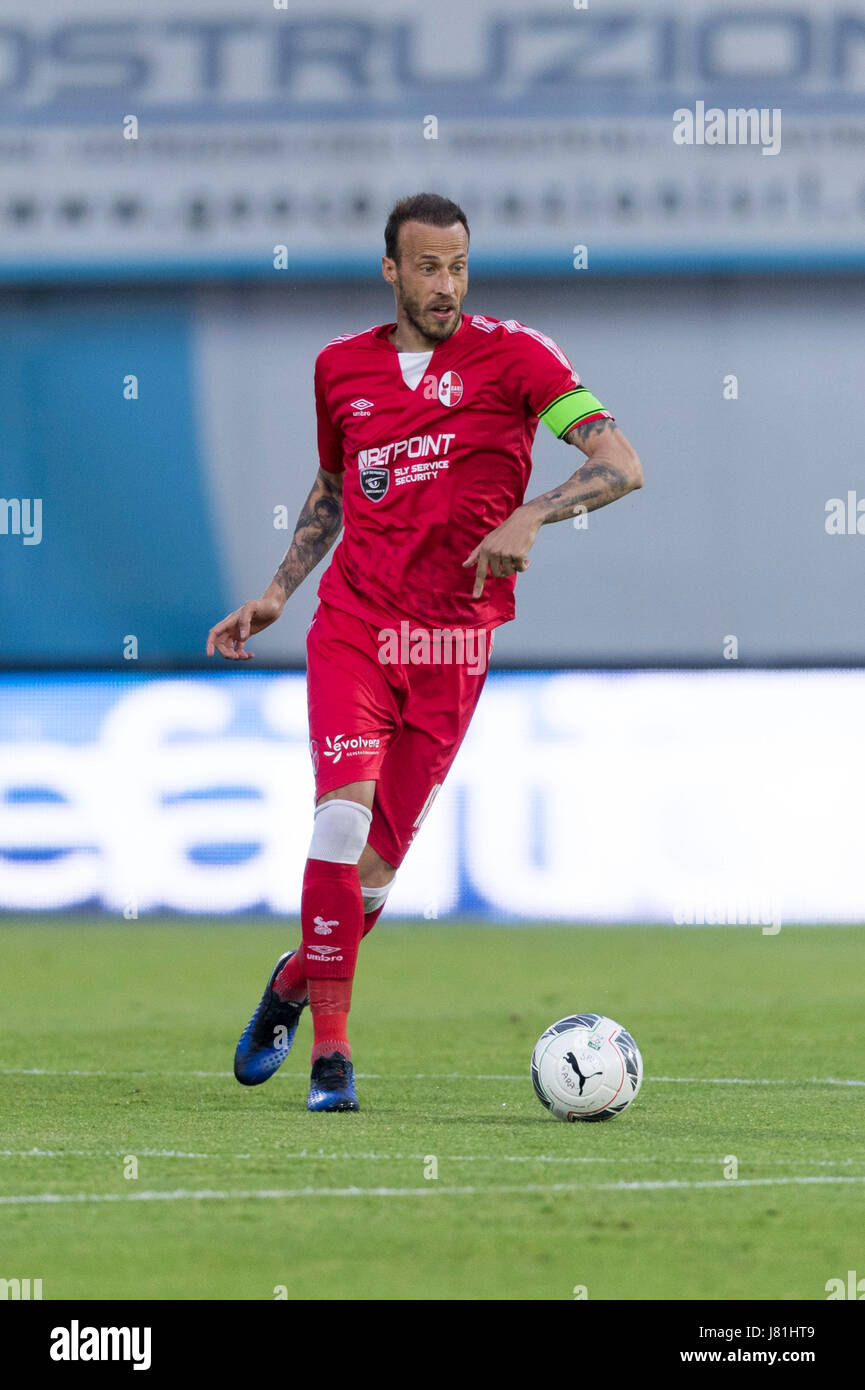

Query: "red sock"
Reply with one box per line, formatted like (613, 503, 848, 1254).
(273, 945, 307, 1001)
(275, 865, 380, 1000)
(361, 904, 385, 939)
(300, 858, 363, 976)
(310, 977, 353, 1062)
(275, 906, 382, 999)
(299, 858, 363, 1060)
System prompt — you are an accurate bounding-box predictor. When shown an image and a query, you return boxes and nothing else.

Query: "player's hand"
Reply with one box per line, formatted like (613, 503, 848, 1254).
(462, 507, 541, 599)
(206, 595, 284, 660)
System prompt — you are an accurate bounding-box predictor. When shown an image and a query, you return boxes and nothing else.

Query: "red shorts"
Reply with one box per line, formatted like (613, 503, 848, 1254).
(306, 600, 493, 868)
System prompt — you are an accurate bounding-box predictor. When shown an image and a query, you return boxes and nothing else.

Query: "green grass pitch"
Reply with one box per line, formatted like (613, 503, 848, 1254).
(1, 919, 862, 1302)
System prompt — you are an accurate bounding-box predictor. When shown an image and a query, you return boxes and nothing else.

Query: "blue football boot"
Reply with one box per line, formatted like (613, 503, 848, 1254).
(307, 1051, 359, 1112)
(234, 951, 308, 1086)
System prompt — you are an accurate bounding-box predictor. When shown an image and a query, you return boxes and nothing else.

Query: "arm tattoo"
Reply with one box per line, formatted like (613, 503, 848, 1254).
(273, 468, 343, 599)
(526, 418, 639, 525)
(565, 416, 620, 449)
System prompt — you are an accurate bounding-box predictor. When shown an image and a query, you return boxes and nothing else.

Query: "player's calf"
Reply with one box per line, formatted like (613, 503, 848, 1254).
(360, 876, 395, 937)
(300, 798, 371, 1102)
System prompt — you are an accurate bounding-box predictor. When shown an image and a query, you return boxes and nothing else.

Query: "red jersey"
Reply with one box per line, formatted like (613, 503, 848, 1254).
(313, 312, 612, 630)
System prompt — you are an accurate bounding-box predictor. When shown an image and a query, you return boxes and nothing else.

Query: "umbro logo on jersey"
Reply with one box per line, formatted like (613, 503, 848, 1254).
(350, 398, 374, 416)
(438, 371, 463, 407)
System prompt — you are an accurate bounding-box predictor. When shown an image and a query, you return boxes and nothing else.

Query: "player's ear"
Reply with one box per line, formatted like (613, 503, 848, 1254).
(382, 256, 397, 285)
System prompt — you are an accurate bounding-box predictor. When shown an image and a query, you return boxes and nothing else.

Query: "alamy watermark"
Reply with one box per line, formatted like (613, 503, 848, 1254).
(50, 1322, 151, 1370)
(674, 891, 782, 935)
(378, 621, 489, 676)
(673, 102, 781, 156)
(825, 1269, 864, 1299)
(825, 492, 865, 534)
(1, 1277, 43, 1300)
(1, 497, 42, 545)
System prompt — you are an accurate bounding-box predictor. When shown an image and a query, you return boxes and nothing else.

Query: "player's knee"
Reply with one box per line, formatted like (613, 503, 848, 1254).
(308, 798, 371, 865)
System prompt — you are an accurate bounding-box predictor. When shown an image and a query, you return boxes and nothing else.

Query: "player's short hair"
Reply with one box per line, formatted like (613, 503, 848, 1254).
(384, 193, 470, 263)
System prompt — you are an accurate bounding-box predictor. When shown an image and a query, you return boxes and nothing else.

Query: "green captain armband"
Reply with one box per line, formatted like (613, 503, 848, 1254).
(539, 387, 611, 439)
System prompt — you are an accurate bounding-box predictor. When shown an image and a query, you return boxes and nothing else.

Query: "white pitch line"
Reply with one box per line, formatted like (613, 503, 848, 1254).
(0, 1068, 237, 1078)
(0, 1149, 250, 1160)
(1, 1067, 863, 1086)
(2, 1174, 865, 1207)
(648, 1075, 865, 1087)
(592, 1176, 865, 1191)
(0, 1068, 112, 1077)
(1, 1148, 863, 1170)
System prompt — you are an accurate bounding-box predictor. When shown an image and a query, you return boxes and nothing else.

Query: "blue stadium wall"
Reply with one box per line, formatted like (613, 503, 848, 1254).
(4, 275, 865, 667)
(0, 290, 228, 661)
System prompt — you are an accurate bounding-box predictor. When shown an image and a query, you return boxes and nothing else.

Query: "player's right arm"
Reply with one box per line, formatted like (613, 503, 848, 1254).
(206, 466, 343, 660)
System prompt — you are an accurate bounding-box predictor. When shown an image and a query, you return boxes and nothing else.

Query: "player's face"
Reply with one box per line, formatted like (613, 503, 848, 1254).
(384, 222, 469, 344)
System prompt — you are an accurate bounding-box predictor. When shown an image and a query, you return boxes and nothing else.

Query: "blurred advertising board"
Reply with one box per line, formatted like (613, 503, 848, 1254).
(1, 0, 864, 277)
(1, 668, 860, 923)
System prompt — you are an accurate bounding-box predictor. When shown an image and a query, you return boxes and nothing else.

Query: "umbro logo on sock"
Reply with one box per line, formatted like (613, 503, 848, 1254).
(307, 943, 344, 962)
(313, 916, 338, 935)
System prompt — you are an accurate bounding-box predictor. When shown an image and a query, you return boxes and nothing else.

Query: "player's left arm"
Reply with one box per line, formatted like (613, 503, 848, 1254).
(527, 415, 642, 521)
(463, 417, 642, 598)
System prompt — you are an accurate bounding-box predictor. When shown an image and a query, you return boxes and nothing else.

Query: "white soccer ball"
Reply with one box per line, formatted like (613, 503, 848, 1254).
(531, 1013, 643, 1122)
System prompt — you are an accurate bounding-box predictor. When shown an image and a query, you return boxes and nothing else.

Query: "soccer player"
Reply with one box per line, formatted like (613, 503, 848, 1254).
(206, 192, 642, 1111)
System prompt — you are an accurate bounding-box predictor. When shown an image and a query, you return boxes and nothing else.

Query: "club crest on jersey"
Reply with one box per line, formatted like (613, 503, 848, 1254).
(358, 464, 390, 501)
(437, 371, 464, 407)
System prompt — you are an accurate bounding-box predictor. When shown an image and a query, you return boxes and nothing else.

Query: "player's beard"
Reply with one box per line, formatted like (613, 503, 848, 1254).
(395, 273, 463, 343)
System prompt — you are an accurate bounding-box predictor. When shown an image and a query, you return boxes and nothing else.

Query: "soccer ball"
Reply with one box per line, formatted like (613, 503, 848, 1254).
(531, 1013, 643, 1122)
